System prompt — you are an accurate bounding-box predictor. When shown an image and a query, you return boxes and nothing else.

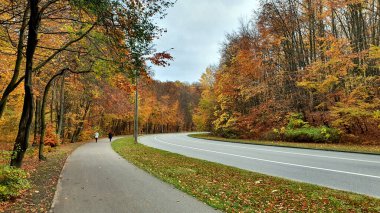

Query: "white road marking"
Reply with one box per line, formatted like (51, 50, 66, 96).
(153, 136, 380, 179)
(170, 134, 380, 164)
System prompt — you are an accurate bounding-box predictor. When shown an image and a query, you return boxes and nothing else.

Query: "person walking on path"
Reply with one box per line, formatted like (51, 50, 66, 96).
(108, 132, 113, 142)
(94, 132, 99, 143)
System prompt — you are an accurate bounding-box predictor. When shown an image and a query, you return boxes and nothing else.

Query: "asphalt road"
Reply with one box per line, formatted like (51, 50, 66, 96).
(51, 137, 216, 213)
(139, 133, 380, 198)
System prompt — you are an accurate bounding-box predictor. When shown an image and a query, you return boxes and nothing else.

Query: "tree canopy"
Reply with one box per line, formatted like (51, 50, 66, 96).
(0, 0, 182, 167)
(193, 0, 380, 144)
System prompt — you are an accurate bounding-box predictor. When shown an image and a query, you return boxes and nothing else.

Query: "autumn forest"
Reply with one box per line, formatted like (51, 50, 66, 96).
(1, 0, 380, 211)
(1, 0, 380, 170)
(1, 0, 187, 168)
(194, 0, 380, 144)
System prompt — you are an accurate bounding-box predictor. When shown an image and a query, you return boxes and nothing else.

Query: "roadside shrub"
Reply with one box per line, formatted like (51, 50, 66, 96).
(273, 112, 341, 143)
(283, 127, 340, 143)
(0, 166, 30, 201)
(213, 128, 239, 139)
(286, 113, 309, 129)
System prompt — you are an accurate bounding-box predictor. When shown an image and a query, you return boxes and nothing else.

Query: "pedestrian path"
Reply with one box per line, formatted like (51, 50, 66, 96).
(51, 137, 216, 213)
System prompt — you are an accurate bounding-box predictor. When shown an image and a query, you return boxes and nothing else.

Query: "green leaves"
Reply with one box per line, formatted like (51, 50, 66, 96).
(282, 127, 340, 143)
(70, 0, 112, 17)
(286, 113, 309, 129)
(0, 166, 30, 201)
(272, 113, 341, 143)
(114, 0, 174, 77)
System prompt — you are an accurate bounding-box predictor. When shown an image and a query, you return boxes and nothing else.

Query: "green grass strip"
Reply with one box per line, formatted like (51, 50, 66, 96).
(112, 136, 380, 212)
(189, 133, 380, 155)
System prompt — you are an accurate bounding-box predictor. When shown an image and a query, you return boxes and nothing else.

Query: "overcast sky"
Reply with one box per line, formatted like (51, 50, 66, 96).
(150, 0, 260, 83)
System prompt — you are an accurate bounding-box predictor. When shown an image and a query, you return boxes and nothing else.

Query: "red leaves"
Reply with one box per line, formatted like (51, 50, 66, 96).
(149, 51, 173, 67)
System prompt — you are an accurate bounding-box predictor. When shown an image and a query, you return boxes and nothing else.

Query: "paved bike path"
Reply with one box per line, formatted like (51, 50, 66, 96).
(51, 137, 216, 213)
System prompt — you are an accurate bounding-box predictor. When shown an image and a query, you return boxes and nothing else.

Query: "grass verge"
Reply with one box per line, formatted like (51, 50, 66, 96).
(0, 142, 83, 212)
(190, 133, 380, 155)
(112, 136, 380, 212)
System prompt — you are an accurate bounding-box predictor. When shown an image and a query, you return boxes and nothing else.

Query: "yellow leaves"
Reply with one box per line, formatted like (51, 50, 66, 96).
(320, 75, 339, 93)
(298, 75, 338, 94)
(369, 45, 380, 69)
(348, 86, 370, 103)
(199, 67, 215, 90)
(369, 45, 380, 59)
(325, 37, 351, 58)
(90, 88, 102, 99)
(297, 37, 357, 94)
(297, 81, 318, 90)
(0, 29, 14, 54)
(108, 73, 132, 92)
(0, 28, 17, 70)
(373, 110, 380, 120)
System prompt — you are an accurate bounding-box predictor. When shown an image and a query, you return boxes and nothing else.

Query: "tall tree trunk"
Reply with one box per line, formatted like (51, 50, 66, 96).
(71, 101, 91, 143)
(11, 0, 41, 168)
(331, 9, 338, 38)
(50, 81, 55, 123)
(57, 75, 65, 138)
(318, 1, 325, 62)
(66, 118, 72, 143)
(308, 0, 316, 62)
(61, 120, 66, 144)
(39, 71, 65, 160)
(32, 97, 41, 146)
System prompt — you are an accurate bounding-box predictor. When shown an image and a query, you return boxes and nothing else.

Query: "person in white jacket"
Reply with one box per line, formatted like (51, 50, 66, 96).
(94, 132, 99, 143)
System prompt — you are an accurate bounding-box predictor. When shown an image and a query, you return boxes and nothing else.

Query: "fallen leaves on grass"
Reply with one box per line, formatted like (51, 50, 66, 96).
(112, 137, 380, 212)
(0, 142, 83, 212)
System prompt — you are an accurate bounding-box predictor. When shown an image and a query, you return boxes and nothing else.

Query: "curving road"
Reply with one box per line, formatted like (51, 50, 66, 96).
(139, 133, 380, 198)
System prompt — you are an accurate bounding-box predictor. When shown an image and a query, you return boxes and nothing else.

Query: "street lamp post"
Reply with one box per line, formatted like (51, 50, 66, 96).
(134, 70, 139, 143)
